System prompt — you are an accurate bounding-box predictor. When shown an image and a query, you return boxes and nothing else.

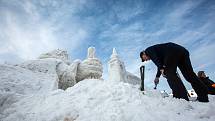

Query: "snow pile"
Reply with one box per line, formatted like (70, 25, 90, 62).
(0, 63, 58, 95)
(1, 79, 215, 121)
(0, 62, 58, 115)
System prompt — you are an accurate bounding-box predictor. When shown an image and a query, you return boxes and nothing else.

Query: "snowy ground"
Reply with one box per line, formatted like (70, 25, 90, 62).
(1, 62, 215, 121)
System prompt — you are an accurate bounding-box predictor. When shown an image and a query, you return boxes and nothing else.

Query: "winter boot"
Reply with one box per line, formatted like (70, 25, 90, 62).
(197, 96, 209, 102)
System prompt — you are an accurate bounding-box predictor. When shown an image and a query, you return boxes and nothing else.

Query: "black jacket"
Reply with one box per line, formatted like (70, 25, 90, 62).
(145, 42, 188, 77)
(199, 77, 215, 94)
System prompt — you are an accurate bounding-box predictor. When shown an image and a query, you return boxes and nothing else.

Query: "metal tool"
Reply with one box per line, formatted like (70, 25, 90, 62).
(140, 66, 145, 91)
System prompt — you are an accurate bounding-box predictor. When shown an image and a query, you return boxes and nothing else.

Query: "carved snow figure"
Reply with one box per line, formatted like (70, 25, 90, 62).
(39, 49, 69, 61)
(108, 48, 127, 82)
(76, 47, 103, 82)
(87, 47, 95, 58)
(57, 60, 80, 90)
(56, 46, 104, 89)
(36, 48, 103, 90)
(108, 48, 141, 85)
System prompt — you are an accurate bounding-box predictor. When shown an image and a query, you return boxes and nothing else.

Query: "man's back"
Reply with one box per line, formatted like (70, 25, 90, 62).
(145, 42, 188, 60)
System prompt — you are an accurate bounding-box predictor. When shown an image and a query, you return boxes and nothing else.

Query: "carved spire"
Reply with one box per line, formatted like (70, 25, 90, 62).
(111, 48, 118, 59)
(87, 47, 95, 58)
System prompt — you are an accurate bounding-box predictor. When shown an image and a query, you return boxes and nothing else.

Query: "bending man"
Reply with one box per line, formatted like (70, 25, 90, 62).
(140, 42, 208, 102)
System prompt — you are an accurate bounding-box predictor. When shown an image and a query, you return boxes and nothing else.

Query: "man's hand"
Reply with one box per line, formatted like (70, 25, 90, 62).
(160, 69, 166, 77)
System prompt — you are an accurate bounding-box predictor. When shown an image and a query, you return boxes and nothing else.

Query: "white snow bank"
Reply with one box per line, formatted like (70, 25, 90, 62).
(1, 79, 215, 121)
(0, 64, 58, 95)
(0, 63, 59, 119)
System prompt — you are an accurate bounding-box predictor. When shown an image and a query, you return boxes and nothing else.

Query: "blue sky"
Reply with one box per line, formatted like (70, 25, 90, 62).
(0, 0, 215, 91)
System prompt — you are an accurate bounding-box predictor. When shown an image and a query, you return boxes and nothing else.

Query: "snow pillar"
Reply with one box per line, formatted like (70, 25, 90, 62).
(87, 47, 95, 58)
(108, 48, 127, 82)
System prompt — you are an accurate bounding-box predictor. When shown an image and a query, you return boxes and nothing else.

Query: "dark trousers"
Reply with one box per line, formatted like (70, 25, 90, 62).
(165, 51, 208, 101)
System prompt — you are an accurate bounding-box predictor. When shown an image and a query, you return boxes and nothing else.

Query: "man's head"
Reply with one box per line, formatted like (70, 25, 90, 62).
(197, 71, 206, 78)
(140, 51, 150, 62)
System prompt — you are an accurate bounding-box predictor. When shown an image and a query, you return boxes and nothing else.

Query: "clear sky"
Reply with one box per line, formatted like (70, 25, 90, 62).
(0, 0, 215, 91)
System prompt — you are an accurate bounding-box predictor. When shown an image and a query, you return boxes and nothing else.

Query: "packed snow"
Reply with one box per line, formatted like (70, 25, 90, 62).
(0, 65, 215, 121)
(1, 48, 215, 121)
(1, 77, 215, 121)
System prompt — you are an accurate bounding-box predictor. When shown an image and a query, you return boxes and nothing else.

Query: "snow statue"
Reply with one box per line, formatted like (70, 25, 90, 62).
(87, 47, 95, 58)
(76, 47, 103, 82)
(108, 48, 127, 82)
(39, 49, 69, 61)
(33, 47, 103, 90)
(19, 49, 76, 90)
(19, 47, 139, 91)
(57, 60, 80, 90)
(108, 48, 141, 85)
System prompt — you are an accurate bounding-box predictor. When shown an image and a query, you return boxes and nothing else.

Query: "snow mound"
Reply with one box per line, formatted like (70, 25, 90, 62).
(1, 79, 215, 121)
(0, 63, 59, 118)
(0, 63, 58, 95)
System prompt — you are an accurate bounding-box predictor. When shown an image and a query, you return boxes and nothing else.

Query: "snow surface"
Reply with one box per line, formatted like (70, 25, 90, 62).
(1, 74, 215, 121)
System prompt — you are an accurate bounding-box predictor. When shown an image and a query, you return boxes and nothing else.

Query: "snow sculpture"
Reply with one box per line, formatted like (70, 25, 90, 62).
(20, 47, 140, 90)
(87, 47, 95, 58)
(108, 48, 127, 82)
(38, 49, 69, 61)
(36, 48, 103, 90)
(76, 47, 103, 82)
(126, 72, 142, 85)
(57, 60, 80, 90)
(108, 48, 141, 85)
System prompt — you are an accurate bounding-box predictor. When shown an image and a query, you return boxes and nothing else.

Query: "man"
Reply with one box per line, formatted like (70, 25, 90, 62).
(198, 71, 215, 95)
(140, 42, 209, 102)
